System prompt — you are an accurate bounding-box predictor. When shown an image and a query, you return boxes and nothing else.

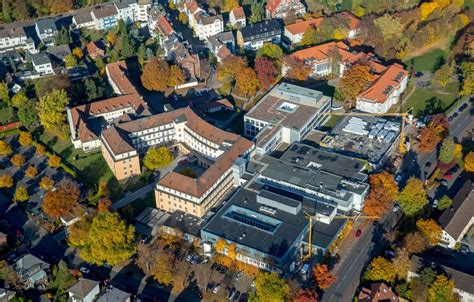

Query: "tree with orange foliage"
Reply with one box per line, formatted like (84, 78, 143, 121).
(465, 151, 474, 172)
(293, 288, 318, 302)
(255, 56, 279, 90)
(363, 172, 398, 218)
(141, 57, 170, 92)
(336, 63, 372, 106)
(48, 155, 61, 168)
(24, 166, 38, 178)
(98, 198, 112, 212)
(0, 175, 14, 188)
(313, 264, 336, 290)
(45, 0, 73, 14)
(167, 65, 186, 88)
(235, 67, 260, 97)
(39, 176, 54, 191)
(18, 131, 32, 146)
(43, 181, 80, 218)
(418, 127, 441, 153)
(404, 231, 429, 255)
(10, 154, 25, 167)
(217, 55, 247, 93)
(214, 238, 227, 253)
(228, 243, 237, 260)
(35, 144, 46, 156)
(283, 56, 311, 81)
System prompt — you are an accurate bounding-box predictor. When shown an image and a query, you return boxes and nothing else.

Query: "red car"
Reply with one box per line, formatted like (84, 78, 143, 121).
(355, 229, 362, 238)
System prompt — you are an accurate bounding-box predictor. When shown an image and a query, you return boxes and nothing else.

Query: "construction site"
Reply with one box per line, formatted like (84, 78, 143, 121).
(319, 115, 403, 167)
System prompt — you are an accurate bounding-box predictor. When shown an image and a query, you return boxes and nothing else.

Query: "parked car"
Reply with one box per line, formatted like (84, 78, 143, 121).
(191, 255, 199, 265)
(228, 288, 236, 300)
(393, 203, 400, 212)
(201, 257, 209, 264)
(301, 264, 310, 275)
(234, 271, 243, 281)
(448, 116, 454, 122)
(355, 229, 362, 238)
(80, 267, 90, 274)
(395, 174, 402, 184)
(185, 254, 193, 262)
(251, 280, 256, 287)
(213, 284, 221, 294)
(459, 103, 468, 112)
(452, 112, 459, 118)
(384, 250, 395, 259)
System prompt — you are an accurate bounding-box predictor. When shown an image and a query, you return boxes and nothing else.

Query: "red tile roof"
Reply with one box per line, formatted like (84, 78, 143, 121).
(106, 61, 139, 96)
(335, 11, 360, 30)
(266, 0, 283, 13)
(86, 41, 104, 59)
(358, 63, 408, 103)
(285, 17, 323, 35)
(156, 15, 174, 37)
(291, 41, 354, 61)
(231, 7, 245, 19)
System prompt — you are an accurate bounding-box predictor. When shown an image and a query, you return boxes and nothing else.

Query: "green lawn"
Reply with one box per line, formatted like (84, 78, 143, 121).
(0, 107, 15, 125)
(404, 48, 447, 73)
(37, 131, 152, 201)
(403, 81, 460, 116)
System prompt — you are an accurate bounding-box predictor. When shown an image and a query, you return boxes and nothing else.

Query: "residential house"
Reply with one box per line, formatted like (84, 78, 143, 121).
(194, 13, 224, 41)
(266, 0, 306, 20)
(31, 53, 54, 76)
(229, 7, 246, 28)
(0, 288, 15, 301)
(72, 12, 96, 29)
(284, 17, 323, 46)
(115, 0, 136, 24)
(133, 0, 152, 24)
(358, 283, 399, 302)
(336, 11, 360, 38)
(184, 0, 204, 29)
(237, 20, 283, 51)
(105, 60, 139, 95)
(0, 27, 36, 54)
(171, 42, 201, 82)
(244, 82, 331, 156)
(154, 14, 175, 42)
(46, 44, 71, 65)
(438, 180, 473, 249)
(92, 4, 119, 30)
(14, 254, 50, 289)
(67, 278, 100, 302)
(207, 31, 234, 62)
(286, 41, 409, 113)
(409, 255, 474, 302)
(0, 50, 24, 68)
(96, 287, 132, 302)
(35, 19, 58, 47)
(86, 41, 105, 60)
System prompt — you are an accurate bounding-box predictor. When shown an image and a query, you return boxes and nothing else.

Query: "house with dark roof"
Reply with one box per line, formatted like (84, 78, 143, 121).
(96, 287, 131, 302)
(92, 3, 119, 30)
(31, 52, 54, 75)
(438, 180, 473, 249)
(266, 0, 306, 20)
(35, 19, 58, 47)
(237, 20, 283, 51)
(206, 31, 234, 60)
(409, 255, 474, 302)
(73, 12, 95, 29)
(67, 278, 100, 302)
(46, 44, 71, 65)
(14, 254, 50, 289)
(0, 27, 36, 54)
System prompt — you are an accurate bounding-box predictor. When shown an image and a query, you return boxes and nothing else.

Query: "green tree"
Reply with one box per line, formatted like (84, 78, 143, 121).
(17, 101, 38, 128)
(137, 44, 146, 66)
(11, 92, 28, 108)
(437, 196, 452, 211)
(0, 81, 10, 105)
(84, 78, 99, 100)
(250, 272, 290, 302)
(37, 89, 70, 138)
(419, 267, 437, 285)
(64, 54, 77, 68)
(428, 274, 455, 302)
(14, 185, 29, 202)
(398, 177, 428, 216)
(373, 14, 403, 41)
(55, 27, 72, 45)
(363, 257, 396, 283)
(120, 35, 134, 58)
(438, 137, 455, 164)
(48, 260, 76, 295)
(249, 0, 264, 23)
(256, 43, 284, 68)
(143, 146, 173, 170)
(72, 211, 136, 266)
(432, 63, 454, 88)
(301, 27, 318, 46)
(460, 62, 474, 95)
(2, 0, 13, 23)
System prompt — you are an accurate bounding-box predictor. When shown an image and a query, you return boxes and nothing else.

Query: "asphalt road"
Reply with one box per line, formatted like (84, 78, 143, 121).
(448, 99, 473, 140)
(322, 210, 402, 302)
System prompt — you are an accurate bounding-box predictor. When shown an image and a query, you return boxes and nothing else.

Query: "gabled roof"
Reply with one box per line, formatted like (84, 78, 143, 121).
(438, 180, 473, 239)
(195, 13, 223, 26)
(74, 12, 94, 24)
(230, 7, 245, 19)
(335, 11, 360, 30)
(358, 63, 408, 103)
(106, 61, 139, 95)
(86, 41, 104, 56)
(47, 44, 71, 60)
(358, 283, 399, 302)
(239, 20, 282, 40)
(0, 27, 27, 39)
(156, 15, 174, 37)
(290, 41, 353, 61)
(93, 4, 119, 19)
(36, 19, 57, 33)
(285, 17, 323, 35)
(266, 0, 283, 13)
(31, 52, 51, 66)
(68, 279, 99, 298)
(97, 287, 132, 302)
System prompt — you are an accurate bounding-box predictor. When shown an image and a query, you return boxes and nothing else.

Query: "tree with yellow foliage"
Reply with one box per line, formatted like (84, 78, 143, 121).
(48, 155, 61, 168)
(18, 131, 32, 146)
(39, 176, 55, 191)
(35, 144, 46, 156)
(416, 219, 442, 245)
(0, 140, 12, 157)
(0, 175, 14, 188)
(10, 154, 25, 167)
(14, 185, 29, 202)
(215, 238, 227, 254)
(465, 152, 474, 172)
(24, 166, 38, 178)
